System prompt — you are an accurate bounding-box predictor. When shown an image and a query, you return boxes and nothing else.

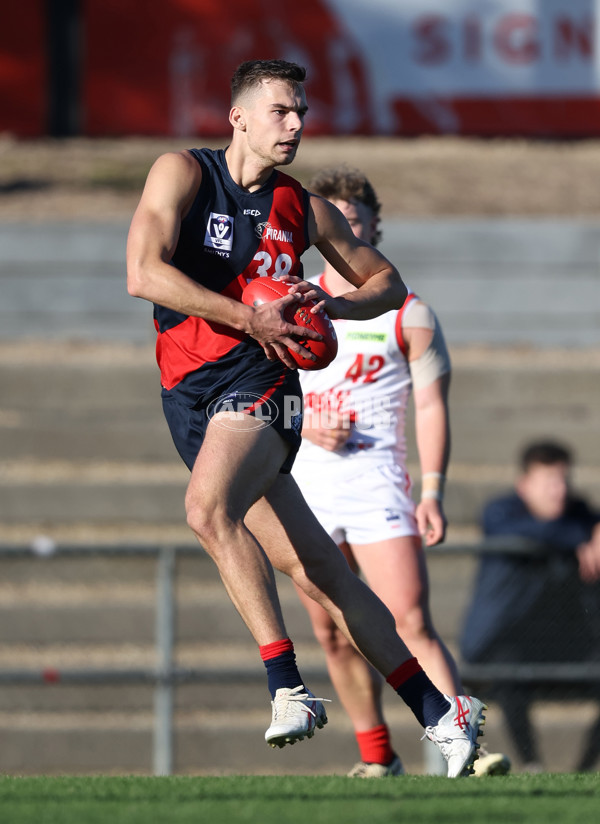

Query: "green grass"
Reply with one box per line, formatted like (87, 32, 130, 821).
(0, 774, 599, 824)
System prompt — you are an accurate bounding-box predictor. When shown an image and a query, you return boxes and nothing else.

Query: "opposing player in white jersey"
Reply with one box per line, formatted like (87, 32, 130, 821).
(293, 166, 509, 778)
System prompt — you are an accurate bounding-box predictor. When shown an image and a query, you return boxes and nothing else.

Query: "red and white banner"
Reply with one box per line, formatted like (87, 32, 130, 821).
(0, 0, 598, 137)
(0, 0, 46, 137)
(82, 0, 372, 137)
(325, 0, 599, 135)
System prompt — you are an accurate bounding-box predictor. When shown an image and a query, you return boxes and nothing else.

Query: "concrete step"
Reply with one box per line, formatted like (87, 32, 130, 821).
(0, 694, 439, 775)
(0, 697, 594, 775)
(2, 343, 600, 528)
(2, 464, 599, 527)
(3, 219, 600, 348)
(0, 328, 596, 777)
(2, 345, 600, 466)
(441, 354, 600, 465)
(0, 546, 596, 774)
(0, 473, 187, 524)
(0, 552, 475, 647)
(0, 422, 174, 463)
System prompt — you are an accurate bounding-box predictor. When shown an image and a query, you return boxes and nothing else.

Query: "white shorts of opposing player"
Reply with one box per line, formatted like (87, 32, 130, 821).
(293, 457, 419, 546)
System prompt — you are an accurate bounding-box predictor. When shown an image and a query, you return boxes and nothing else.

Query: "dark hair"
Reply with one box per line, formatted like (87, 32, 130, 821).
(520, 440, 573, 472)
(307, 165, 382, 246)
(231, 59, 306, 104)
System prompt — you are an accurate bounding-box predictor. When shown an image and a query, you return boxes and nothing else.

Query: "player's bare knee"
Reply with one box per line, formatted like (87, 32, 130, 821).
(313, 621, 350, 657)
(185, 498, 231, 547)
(395, 605, 433, 646)
(186, 503, 214, 545)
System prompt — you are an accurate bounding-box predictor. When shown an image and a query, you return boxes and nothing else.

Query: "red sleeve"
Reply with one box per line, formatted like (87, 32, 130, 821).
(394, 292, 417, 357)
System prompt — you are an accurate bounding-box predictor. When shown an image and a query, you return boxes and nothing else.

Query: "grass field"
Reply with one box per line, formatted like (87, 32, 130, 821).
(1, 774, 598, 824)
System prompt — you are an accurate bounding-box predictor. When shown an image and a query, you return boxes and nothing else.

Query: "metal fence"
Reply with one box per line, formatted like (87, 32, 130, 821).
(0, 540, 598, 775)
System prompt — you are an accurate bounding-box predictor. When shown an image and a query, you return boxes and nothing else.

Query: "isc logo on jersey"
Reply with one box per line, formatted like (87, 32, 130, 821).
(205, 213, 234, 253)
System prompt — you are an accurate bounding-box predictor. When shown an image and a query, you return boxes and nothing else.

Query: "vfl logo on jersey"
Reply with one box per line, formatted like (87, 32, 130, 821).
(205, 213, 233, 252)
(255, 221, 293, 243)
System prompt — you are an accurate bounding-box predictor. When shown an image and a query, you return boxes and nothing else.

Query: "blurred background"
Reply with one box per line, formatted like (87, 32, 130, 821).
(0, 0, 599, 777)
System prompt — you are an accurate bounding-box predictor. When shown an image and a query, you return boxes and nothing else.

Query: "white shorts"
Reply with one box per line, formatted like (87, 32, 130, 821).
(293, 457, 419, 546)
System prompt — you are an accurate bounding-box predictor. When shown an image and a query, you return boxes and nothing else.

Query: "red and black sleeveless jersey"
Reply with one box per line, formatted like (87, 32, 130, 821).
(153, 148, 311, 393)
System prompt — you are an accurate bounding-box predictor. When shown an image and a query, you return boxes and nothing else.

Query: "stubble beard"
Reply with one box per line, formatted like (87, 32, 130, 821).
(277, 141, 299, 166)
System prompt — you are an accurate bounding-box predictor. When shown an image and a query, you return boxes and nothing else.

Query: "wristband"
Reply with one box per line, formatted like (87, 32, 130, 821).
(421, 472, 445, 501)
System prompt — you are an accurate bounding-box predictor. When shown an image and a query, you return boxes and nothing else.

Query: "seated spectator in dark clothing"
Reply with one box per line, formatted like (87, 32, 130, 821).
(460, 440, 600, 772)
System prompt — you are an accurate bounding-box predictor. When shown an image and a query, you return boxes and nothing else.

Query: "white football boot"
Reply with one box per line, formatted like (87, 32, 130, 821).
(348, 754, 405, 778)
(472, 746, 511, 777)
(265, 684, 329, 748)
(423, 695, 487, 777)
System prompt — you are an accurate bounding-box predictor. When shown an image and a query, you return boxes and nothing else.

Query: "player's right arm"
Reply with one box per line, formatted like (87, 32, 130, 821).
(126, 151, 320, 368)
(127, 151, 251, 329)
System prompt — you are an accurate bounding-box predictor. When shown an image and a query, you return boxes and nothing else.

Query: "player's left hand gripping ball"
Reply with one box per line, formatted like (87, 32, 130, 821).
(242, 276, 338, 370)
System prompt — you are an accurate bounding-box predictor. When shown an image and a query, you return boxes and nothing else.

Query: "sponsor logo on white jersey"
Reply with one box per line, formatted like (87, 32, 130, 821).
(205, 213, 234, 252)
(346, 330, 387, 342)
